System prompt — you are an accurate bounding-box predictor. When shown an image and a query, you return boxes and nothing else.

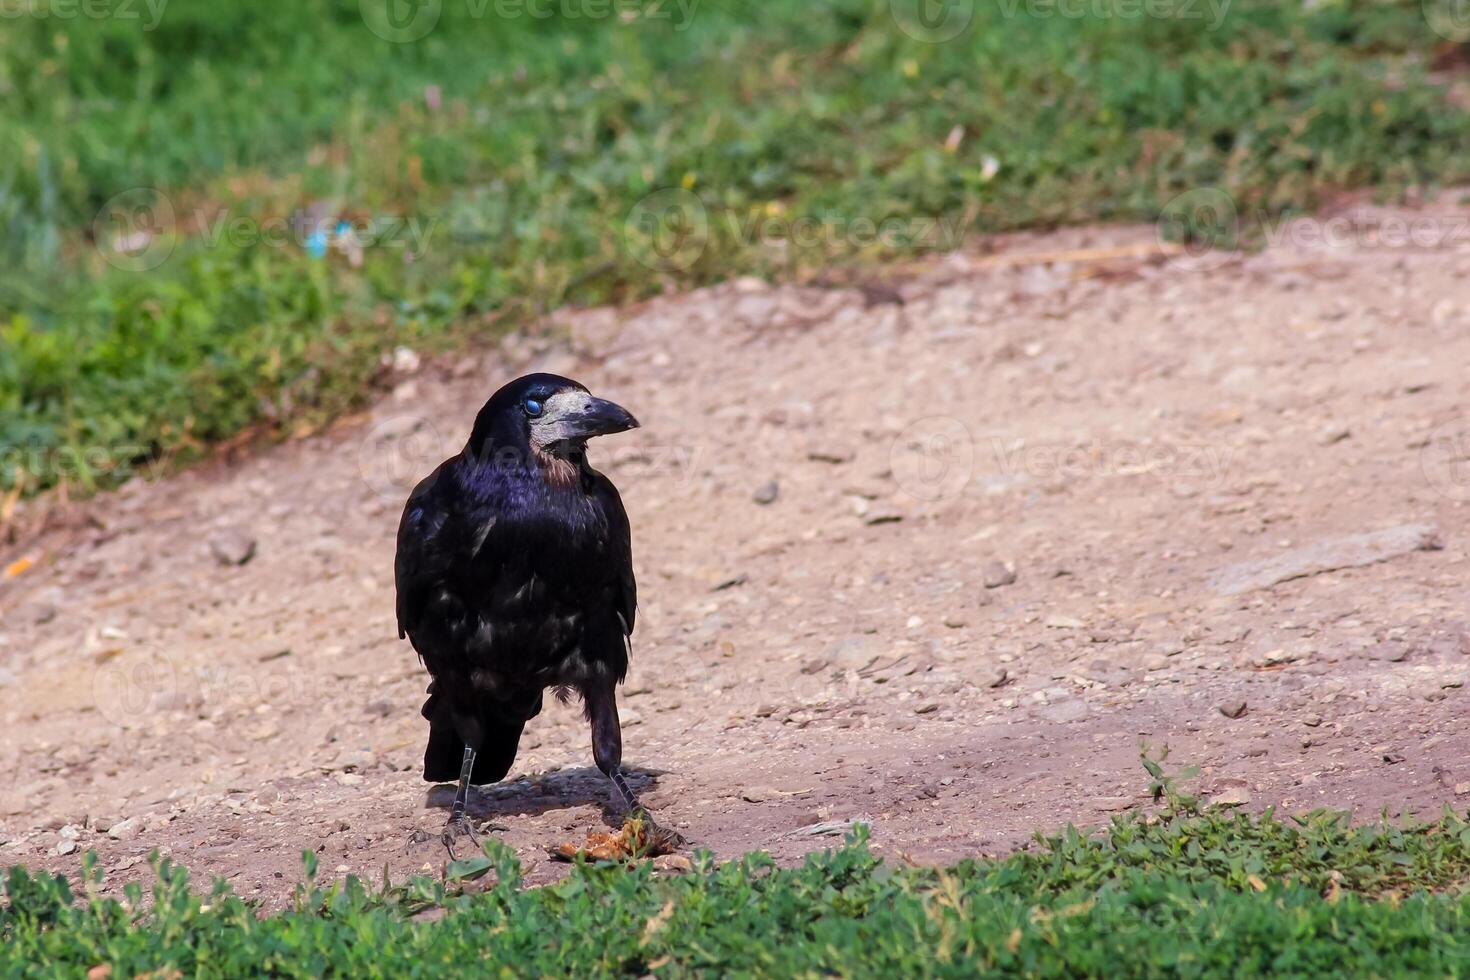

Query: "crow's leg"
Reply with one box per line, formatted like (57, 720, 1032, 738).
(587, 684, 687, 848)
(586, 686, 637, 811)
(441, 744, 480, 860)
(452, 744, 476, 822)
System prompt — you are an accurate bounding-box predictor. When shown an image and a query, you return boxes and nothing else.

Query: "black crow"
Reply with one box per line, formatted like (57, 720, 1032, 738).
(394, 373, 657, 849)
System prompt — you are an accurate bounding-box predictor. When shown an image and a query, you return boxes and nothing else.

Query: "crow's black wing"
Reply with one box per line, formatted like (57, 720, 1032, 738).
(591, 469, 636, 640)
(394, 461, 458, 641)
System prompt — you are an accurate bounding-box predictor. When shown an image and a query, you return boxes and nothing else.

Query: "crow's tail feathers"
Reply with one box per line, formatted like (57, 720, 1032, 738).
(421, 690, 541, 785)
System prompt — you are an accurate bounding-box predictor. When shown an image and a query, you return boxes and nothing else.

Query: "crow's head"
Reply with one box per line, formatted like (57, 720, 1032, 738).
(468, 373, 639, 467)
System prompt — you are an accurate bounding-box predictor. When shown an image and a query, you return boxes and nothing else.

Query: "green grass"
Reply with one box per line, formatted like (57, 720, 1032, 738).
(4, 0, 1470, 492)
(6, 809, 1470, 977)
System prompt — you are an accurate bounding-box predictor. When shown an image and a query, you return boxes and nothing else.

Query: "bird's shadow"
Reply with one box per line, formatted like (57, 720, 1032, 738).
(425, 766, 663, 828)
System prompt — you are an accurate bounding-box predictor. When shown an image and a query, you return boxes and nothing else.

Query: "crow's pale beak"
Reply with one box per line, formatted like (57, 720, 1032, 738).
(567, 396, 640, 440)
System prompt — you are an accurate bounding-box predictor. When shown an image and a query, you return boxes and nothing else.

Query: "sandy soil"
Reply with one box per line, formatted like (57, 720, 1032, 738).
(3, 202, 1470, 905)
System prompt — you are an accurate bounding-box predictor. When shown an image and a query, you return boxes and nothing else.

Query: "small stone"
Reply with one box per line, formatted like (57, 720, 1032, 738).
(621, 709, 644, 727)
(208, 529, 257, 567)
(336, 773, 365, 787)
(1044, 615, 1085, 630)
(986, 668, 1010, 688)
(863, 506, 903, 526)
(1316, 423, 1350, 446)
(1455, 782, 1470, 796)
(1302, 714, 1323, 728)
(1033, 699, 1089, 723)
(1218, 700, 1248, 719)
(653, 854, 693, 873)
(914, 703, 940, 715)
(56, 839, 78, 856)
(982, 561, 1017, 589)
(334, 750, 376, 772)
(752, 481, 779, 505)
(391, 346, 421, 374)
(1211, 786, 1251, 807)
(754, 704, 779, 718)
(742, 787, 774, 803)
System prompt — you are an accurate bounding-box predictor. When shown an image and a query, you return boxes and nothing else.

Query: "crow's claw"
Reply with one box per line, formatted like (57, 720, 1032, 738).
(441, 814, 481, 861)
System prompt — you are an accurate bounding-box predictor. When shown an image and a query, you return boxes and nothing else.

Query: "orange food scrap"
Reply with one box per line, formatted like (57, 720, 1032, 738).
(548, 816, 682, 863)
(3, 556, 34, 579)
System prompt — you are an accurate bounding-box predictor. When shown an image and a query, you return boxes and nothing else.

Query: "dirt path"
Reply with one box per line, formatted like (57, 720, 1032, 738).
(4, 204, 1470, 904)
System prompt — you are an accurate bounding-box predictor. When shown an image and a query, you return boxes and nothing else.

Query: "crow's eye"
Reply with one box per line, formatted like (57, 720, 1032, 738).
(524, 398, 544, 418)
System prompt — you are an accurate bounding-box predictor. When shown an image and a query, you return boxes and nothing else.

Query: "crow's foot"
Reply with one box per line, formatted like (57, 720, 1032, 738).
(632, 808, 689, 853)
(441, 814, 481, 861)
